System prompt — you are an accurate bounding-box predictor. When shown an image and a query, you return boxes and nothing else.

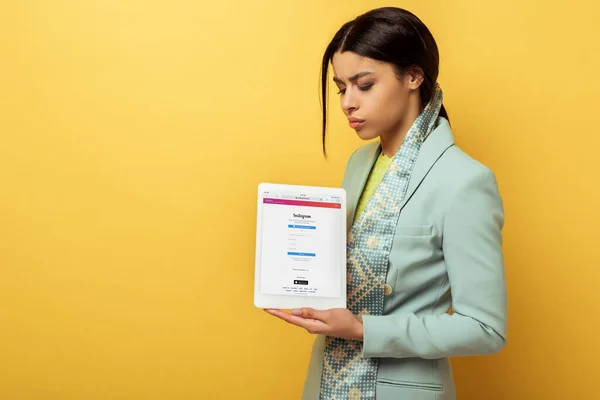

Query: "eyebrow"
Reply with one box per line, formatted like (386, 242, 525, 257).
(332, 71, 373, 84)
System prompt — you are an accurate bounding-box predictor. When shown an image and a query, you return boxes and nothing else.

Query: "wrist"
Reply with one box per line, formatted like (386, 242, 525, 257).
(354, 317, 364, 341)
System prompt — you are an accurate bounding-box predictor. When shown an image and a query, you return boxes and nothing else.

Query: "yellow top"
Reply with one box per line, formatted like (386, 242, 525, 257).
(354, 152, 394, 220)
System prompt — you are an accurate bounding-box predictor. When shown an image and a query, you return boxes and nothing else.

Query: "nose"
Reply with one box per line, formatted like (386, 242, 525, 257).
(341, 89, 359, 114)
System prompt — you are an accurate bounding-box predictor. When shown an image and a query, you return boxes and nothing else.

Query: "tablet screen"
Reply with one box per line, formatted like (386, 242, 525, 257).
(258, 187, 345, 298)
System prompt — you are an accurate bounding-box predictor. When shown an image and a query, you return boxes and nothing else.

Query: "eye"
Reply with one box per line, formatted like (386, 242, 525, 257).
(337, 88, 346, 95)
(358, 83, 373, 91)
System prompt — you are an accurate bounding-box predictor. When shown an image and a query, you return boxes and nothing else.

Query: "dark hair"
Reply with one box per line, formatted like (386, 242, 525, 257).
(320, 7, 449, 156)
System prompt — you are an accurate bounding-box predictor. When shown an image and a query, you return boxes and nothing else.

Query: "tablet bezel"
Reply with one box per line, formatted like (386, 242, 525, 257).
(254, 182, 347, 310)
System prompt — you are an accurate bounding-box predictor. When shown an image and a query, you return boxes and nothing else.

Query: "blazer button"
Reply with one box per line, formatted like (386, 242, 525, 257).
(384, 284, 393, 296)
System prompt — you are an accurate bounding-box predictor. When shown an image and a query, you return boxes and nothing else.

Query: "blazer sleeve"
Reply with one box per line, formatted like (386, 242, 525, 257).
(360, 168, 507, 359)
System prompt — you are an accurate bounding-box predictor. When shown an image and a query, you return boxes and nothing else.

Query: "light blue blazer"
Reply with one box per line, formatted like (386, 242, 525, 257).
(302, 118, 507, 399)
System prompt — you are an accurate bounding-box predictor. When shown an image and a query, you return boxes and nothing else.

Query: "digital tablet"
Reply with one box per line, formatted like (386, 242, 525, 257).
(254, 183, 347, 310)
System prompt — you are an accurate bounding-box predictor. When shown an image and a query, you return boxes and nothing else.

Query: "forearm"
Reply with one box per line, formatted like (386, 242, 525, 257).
(361, 311, 505, 359)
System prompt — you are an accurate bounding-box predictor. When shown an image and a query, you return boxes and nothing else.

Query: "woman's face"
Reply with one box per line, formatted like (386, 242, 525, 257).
(331, 51, 421, 141)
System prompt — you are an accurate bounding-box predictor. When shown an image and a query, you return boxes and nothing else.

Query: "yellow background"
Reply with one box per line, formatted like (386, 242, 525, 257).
(1, 0, 599, 399)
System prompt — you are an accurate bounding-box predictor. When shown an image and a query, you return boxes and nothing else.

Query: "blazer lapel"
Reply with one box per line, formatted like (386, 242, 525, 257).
(346, 142, 380, 231)
(400, 118, 455, 212)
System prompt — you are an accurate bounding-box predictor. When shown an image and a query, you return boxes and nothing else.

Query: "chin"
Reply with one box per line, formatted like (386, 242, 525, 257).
(355, 128, 379, 141)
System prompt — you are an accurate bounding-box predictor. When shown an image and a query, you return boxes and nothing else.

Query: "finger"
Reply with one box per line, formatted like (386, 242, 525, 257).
(291, 307, 328, 321)
(264, 309, 289, 320)
(264, 309, 301, 323)
(267, 309, 311, 327)
(265, 309, 326, 332)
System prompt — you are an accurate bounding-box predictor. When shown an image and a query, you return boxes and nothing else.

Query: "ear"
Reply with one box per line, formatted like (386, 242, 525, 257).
(405, 67, 425, 90)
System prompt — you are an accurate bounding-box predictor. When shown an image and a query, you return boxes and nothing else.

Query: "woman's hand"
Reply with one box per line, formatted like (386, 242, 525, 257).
(264, 308, 363, 341)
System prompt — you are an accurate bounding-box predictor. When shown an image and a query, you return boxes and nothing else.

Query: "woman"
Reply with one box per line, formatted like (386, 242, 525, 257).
(265, 7, 507, 400)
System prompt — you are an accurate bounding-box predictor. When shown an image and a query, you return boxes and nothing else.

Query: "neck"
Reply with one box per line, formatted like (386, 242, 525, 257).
(380, 96, 422, 157)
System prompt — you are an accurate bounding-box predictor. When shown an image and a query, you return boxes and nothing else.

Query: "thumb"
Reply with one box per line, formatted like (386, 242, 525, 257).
(291, 308, 324, 320)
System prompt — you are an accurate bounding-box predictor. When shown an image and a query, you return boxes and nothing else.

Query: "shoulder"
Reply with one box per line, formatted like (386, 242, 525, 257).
(421, 127, 504, 224)
(427, 117, 499, 191)
(340, 142, 377, 191)
(434, 145, 504, 224)
(344, 141, 379, 171)
(341, 142, 378, 188)
(439, 145, 496, 182)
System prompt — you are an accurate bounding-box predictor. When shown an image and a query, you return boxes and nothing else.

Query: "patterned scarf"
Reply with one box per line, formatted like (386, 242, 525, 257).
(319, 84, 444, 399)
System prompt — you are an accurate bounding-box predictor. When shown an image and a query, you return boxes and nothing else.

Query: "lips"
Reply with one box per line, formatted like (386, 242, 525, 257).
(348, 117, 365, 129)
